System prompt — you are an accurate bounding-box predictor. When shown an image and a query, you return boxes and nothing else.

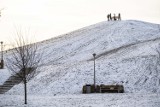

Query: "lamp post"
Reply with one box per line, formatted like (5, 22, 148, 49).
(0, 41, 4, 69)
(93, 53, 96, 92)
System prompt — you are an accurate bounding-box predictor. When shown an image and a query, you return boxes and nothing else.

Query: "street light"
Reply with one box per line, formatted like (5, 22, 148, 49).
(0, 41, 4, 69)
(93, 53, 96, 92)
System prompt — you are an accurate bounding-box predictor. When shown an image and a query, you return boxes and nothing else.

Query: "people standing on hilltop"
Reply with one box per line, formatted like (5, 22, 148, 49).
(107, 13, 121, 21)
(107, 13, 112, 21)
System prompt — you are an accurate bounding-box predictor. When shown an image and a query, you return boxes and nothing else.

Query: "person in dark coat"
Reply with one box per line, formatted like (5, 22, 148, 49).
(107, 14, 109, 21)
(118, 13, 121, 20)
(109, 13, 112, 21)
(113, 14, 116, 21)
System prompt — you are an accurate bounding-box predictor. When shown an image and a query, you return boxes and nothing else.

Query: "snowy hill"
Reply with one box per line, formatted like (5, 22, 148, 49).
(1, 20, 160, 95)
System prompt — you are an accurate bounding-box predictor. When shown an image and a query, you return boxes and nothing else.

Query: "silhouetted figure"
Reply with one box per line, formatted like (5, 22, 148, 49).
(107, 14, 109, 21)
(118, 13, 121, 20)
(109, 13, 112, 20)
(107, 13, 112, 21)
(113, 14, 116, 21)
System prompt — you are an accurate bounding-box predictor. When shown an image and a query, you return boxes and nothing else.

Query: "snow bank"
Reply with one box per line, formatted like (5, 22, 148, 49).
(0, 93, 160, 107)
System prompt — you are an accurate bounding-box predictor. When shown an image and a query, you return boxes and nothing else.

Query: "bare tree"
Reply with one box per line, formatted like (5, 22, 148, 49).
(6, 31, 43, 104)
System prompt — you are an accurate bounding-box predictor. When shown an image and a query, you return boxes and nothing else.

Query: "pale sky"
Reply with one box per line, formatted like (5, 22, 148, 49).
(0, 0, 160, 48)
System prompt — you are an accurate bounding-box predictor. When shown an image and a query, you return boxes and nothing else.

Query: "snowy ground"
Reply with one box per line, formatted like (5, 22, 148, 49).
(0, 93, 160, 107)
(0, 69, 11, 85)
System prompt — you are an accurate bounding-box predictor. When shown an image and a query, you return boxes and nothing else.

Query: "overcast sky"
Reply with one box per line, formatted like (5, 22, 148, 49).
(0, 0, 160, 47)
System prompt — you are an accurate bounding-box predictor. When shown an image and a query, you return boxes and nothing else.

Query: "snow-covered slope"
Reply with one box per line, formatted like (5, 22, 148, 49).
(2, 20, 160, 95)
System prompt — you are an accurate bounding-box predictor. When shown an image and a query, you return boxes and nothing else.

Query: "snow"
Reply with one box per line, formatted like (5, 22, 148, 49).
(0, 20, 160, 106)
(0, 93, 160, 107)
(0, 69, 11, 85)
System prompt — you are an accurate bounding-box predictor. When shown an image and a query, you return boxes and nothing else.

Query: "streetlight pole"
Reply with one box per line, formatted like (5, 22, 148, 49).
(0, 10, 4, 69)
(93, 53, 96, 92)
(0, 41, 4, 69)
